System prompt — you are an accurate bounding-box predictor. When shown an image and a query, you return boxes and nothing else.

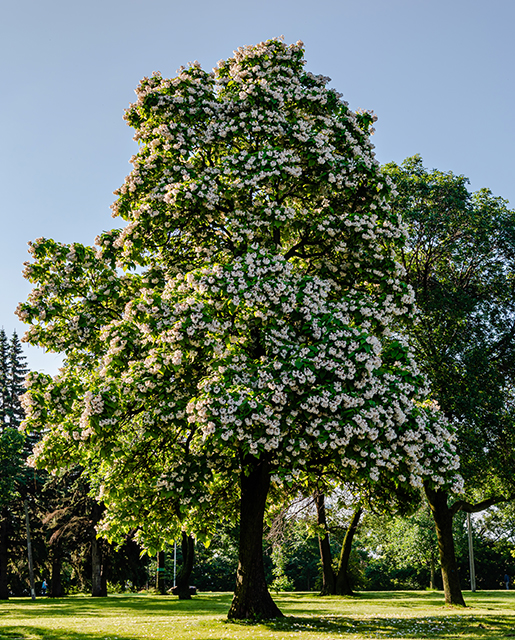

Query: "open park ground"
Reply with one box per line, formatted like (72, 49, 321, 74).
(0, 591, 514, 640)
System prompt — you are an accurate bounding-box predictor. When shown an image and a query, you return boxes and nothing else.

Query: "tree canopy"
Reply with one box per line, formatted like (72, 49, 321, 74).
(385, 155, 515, 497)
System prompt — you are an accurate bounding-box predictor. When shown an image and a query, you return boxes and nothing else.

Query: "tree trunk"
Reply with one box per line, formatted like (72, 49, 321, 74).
(157, 550, 166, 594)
(91, 533, 102, 596)
(176, 532, 195, 599)
(335, 505, 362, 596)
(315, 493, 336, 595)
(50, 542, 63, 597)
(0, 507, 9, 600)
(91, 503, 107, 597)
(424, 484, 465, 606)
(228, 456, 283, 620)
(91, 536, 107, 597)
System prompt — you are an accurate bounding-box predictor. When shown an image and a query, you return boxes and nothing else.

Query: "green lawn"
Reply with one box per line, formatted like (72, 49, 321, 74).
(0, 591, 514, 639)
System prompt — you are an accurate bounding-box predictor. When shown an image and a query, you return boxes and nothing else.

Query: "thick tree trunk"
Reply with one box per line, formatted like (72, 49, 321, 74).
(91, 536, 107, 597)
(0, 507, 9, 600)
(50, 543, 63, 597)
(176, 532, 195, 599)
(91, 533, 103, 597)
(424, 484, 465, 606)
(335, 505, 362, 596)
(315, 493, 336, 595)
(91, 503, 107, 597)
(228, 456, 283, 620)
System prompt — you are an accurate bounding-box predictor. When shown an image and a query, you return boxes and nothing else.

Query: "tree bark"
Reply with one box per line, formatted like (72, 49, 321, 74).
(335, 505, 362, 596)
(50, 541, 63, 597)
(176, 532, 195, 599)
(315, 493, 336, 595)
(91, 533, 103, 597)
(91, 503, 107, 597)
(424, 484, 465, 606)
(0, 507, 9, 600)
(228, 456, 283, 620)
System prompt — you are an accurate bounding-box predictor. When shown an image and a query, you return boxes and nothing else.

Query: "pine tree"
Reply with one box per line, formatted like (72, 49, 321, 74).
(0, 330, 9, 429)
(7, 332, 28, 428)
(0, 331, 26, 600)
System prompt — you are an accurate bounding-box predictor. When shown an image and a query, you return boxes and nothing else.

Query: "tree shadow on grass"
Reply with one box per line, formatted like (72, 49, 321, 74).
(257, 613, 515, 638)
(2, 593, 233, 619)
(0, 626, 146, 640)
(270, 591, 446, 618)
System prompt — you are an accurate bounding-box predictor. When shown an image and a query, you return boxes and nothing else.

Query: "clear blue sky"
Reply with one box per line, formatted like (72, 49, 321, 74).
(1, 0, 514, 374)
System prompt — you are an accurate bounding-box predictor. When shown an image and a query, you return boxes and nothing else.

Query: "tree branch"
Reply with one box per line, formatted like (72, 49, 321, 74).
(450, 493, 515, 516)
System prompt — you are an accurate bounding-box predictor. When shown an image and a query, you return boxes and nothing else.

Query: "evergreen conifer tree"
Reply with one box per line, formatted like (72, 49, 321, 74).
(7, 332, 28, 428)
(0, 331, 26, 600)
(0, 425, 24, 600)
(0, 330, 9, 428)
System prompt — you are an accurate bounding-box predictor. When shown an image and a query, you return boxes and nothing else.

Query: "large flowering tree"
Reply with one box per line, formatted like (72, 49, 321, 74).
(18, 39, 461, 619)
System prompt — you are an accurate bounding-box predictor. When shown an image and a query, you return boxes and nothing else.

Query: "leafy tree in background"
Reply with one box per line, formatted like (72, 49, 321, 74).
(194, 524, 240, 592)
(275, 521, 320, 592)
(36, 467, 152, 597)
(18, 39, 461, 619)
(362, 504, 440, 590)
(383, 506, 515, 592)
(466, 505, 515, 589)
(384, 156, 515, 605)
(40, 468, 105, 597)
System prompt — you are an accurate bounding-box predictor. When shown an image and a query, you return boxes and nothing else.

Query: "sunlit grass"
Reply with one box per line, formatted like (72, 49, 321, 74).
(0, 590, 514, 639)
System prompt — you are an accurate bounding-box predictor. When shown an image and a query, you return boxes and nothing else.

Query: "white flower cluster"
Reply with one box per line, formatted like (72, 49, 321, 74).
(107, 37, 398, 277)
(79, 390, 104, 430)
(74, 244, 459, 495)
